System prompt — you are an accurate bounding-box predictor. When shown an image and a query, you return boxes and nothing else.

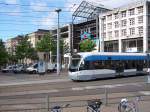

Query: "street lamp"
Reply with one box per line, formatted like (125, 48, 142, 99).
(55, 8, 61, 75)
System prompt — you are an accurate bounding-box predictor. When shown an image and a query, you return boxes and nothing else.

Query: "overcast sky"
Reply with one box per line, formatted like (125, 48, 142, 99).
(0, 0, 139, 41)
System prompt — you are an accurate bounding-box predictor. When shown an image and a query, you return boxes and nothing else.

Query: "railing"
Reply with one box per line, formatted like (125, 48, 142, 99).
(0, 82, 150, 112)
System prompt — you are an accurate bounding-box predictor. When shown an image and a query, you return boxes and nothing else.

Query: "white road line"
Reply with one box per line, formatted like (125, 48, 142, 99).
(71, 82, 144, 91)
(0, 79, 70, 87)
(139, 91, 150, 95)
(72, 87, 84, 91)
(0, 89, 59, 97)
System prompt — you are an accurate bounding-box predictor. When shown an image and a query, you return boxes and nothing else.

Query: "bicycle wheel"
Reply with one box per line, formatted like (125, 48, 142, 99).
(125, 103, 136, 112)
(118, 103, 126, 112)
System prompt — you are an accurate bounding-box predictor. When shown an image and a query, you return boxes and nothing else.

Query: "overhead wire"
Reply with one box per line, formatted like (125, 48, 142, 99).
(0, 2, 79, 8)
(0, 1, 79, 38)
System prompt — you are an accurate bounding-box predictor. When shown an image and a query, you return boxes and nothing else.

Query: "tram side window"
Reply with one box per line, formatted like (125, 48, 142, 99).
(124, 60, 137, 69)
(104, 60, 111, 69)
(84, 61, 90, 70)
(86, 61, 104, 70)
(136, 60, 144, 71)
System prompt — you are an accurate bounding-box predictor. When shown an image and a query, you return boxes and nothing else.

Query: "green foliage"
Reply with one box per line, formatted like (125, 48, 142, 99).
(27, 48, 38, 61)
(36, 33, 68, 56)
(36, 33, 56, 54)
(16, 35, 38, 62)
(0, 39, 8, 66)
(79, 39, 96, 52)
(8, 54, 18, 64)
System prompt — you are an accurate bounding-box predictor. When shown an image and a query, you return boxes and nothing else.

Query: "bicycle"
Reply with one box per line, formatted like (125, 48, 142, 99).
(118, 98, 137, 112)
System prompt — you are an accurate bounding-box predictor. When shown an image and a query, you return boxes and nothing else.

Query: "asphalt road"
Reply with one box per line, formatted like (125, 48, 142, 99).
(0, 74, 149, 98)
(0, 73, 150, 112)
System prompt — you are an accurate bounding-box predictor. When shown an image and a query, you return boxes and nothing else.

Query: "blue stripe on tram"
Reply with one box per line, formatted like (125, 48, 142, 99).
(85, 55, 147, 61)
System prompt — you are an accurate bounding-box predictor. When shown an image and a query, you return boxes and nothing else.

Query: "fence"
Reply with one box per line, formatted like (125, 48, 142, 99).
(0, 82, 150, 112)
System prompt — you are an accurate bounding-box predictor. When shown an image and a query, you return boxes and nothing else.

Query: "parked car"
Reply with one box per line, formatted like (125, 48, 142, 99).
(13, 64, 27, 74)
(26, 63, 38, 74)
(2, 65, 16, 73)
(47, 63, 57, 73)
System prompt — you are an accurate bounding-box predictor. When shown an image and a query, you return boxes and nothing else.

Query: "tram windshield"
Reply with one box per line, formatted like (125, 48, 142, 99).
(69, 55, 81, 72)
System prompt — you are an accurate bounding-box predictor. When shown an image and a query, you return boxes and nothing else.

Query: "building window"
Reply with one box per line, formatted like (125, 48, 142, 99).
(121, 19, 127, 27)
(148, 26, 150, 36)
(129, 18, 135, 25)
(114, 21, 119, 28)
(107, 15, 112, 21)
(121, 11, 126, 18)
(102, 32, 106, 38)
(103, 24, 106, 30)
(137, 6, 143, 14)
(108, 31, 112, 38)
(138, 16, 143, 24)
(121, 29, 127, 36)
(138, 26, 143, 35)
(129, 8, 135, 16)
(107, 23, 112, 29)
(129, 27, 135, 35)
(38, 35, 42, 40)
(115, 30, 119, 37)
(114, 13, 119, 19)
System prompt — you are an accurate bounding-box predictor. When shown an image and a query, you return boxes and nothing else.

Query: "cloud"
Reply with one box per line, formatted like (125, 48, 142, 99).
(64, 0, 81, 13)
(30, 0, 49, 11)
(4, 0, 18, 4)
(35, 12, 57, 29)
(1, 0, 21, 16)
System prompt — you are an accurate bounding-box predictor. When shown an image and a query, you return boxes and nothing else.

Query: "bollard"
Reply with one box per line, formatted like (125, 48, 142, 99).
(47, 95, 50, 112)
(105, 87, 108, 106)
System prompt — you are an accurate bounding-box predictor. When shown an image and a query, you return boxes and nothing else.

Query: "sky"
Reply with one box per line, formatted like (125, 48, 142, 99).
(0, 0, 138, 41)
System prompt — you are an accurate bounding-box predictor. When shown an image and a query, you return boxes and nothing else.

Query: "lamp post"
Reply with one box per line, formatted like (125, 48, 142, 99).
(55, 8, 61, 75)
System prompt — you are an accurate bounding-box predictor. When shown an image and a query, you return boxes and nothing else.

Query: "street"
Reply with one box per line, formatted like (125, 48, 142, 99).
(0, 72, 150, 112)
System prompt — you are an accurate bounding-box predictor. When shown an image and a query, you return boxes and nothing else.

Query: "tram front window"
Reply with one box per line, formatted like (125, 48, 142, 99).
(69, 59, 80, 72)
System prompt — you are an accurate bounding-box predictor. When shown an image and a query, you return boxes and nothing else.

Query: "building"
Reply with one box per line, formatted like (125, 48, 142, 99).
(50, 24, 72, 53)
(27, 29, 49, 48)
(72, 1, 111, 52)
(99, 0, 150, 53)
(5, 35, 23, 54)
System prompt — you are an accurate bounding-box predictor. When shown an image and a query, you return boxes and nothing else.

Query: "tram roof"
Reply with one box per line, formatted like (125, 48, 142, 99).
(76, 52, 148, 61)
(77, 52, 147, 58)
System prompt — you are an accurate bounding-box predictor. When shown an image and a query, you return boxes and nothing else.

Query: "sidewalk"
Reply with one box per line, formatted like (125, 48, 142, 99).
(0, 70, 68, 85)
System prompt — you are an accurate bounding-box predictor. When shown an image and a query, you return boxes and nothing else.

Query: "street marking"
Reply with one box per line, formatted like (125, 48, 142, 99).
(72, 87, 84, 91)
(139, 91, 150, 95)
(85, 86, 104, 89)
(0, 79, 70, 87)
(0, 82, 147, 97)
(0, 89, 59, 97)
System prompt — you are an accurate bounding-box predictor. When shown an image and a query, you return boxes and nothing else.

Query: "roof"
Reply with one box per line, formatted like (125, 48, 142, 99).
(99, 0, 148, 17)
(72, 1, 111, 22)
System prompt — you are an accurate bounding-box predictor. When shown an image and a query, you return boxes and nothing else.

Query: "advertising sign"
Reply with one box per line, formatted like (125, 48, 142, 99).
(38, 61, 46, 75)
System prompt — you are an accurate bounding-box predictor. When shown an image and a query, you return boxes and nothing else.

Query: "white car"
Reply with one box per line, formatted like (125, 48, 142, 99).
(26, 63, 38, 74)
(47, 63, 57, 73)
(2, 65, 16, 73)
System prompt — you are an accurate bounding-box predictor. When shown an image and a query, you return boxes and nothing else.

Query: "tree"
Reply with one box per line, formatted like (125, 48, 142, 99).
(36, 33, 68, 63)
(36, 33, 56, 54)
(27, 48, 38, 61)
(79, 39, 96, 52)
(0, 39, 8, 67)
(16, 35, 38, 63)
